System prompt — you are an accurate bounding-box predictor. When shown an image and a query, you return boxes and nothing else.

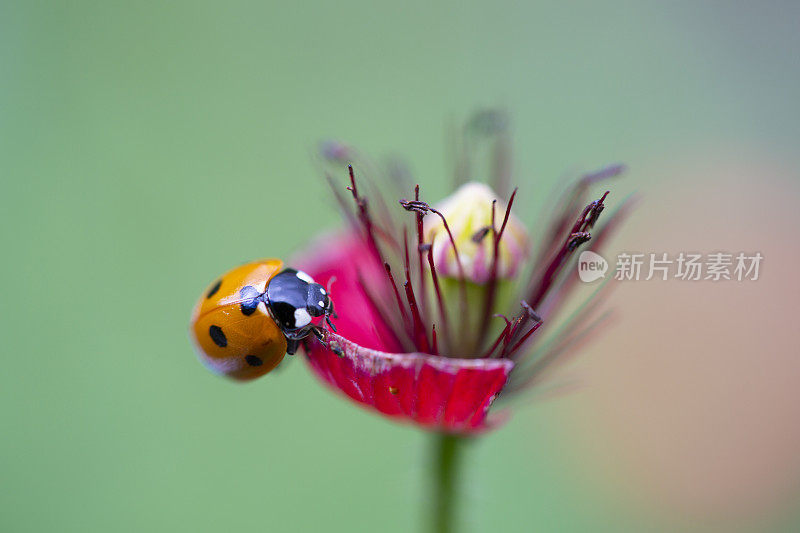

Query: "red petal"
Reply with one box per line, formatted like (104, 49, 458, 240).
(304, 333, 514, 433)
(293, 231, 402, 353)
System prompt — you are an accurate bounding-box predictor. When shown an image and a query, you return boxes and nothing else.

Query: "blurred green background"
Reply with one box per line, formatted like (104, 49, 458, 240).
(2, 1, 799, 532)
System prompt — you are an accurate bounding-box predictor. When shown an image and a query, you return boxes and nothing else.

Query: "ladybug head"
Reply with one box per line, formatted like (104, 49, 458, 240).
(305, 282, 336, 324)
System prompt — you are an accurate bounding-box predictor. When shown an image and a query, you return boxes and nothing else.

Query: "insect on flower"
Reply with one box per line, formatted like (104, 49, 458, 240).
(188, 112, 630, 433)
(190, 260, 336, 380)
(295, 114, 632, 434)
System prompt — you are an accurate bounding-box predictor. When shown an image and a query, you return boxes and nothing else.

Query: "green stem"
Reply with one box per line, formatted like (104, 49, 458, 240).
(430, 433, 464, 533)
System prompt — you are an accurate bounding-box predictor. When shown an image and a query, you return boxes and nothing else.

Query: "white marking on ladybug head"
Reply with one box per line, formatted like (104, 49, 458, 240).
(294, 308, 312, 328)
(318, 301, 324, 307)
(319, 288, 326, 295)
(295, 270, 314, 284)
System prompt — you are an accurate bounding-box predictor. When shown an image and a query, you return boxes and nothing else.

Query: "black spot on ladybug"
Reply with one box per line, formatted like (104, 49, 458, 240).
(209, 325, 227, 347)
(245, 355, 263, 366)
(239, 285, 262, 316)
(206, 279, 222, 299)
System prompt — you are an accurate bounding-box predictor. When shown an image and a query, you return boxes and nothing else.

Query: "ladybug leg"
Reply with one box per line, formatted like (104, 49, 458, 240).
(325, 315, 337, 332)
(286, 338, 301, 356)
(309, 326, 343, 356)
(311, 326, 326, 342)
(324, 299, 337, 329)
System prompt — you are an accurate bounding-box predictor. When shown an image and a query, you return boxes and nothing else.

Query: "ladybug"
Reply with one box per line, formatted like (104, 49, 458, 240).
(190, 259, 336, 381)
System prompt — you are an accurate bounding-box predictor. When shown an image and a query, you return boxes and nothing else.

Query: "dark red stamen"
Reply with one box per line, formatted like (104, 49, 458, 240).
(404, 281, 429, 352)
(484, 315, 511, 358)
(403, 230, 430, 352)
(400, 198, 469, 286)
(476, 188, 517, 348)
(414, 185, 428, 317)
(536, 195, 636, 322)
(348, 167, 401, 251)
(356, 270, 410, 351)
(347, 166, 422, 348)
(340, 161, 620, 366)
(400, 196, 470, 348)
(532, 165, 623, 270)
(347, 164, 358, 194)
(384, 262, 410, 326)
(324, 173, 357, 227)
(586, 191, 609, 227)
(497, 189, 517, 240)
(520, 300, 542, 323)
(427, 206, 470, 337)
(347, 165, 384, 262)
(502, 318, 523, 357)
(501, 301, 542, 357)
(403, 227, 411, 280)
(587, 195, 635, 252)
(507, 320, 543, 356)
(480, 300, 544, 359)
(426, 247, 451, 350)
(527, 192, 609, 309)
(567, 231, 591, 251)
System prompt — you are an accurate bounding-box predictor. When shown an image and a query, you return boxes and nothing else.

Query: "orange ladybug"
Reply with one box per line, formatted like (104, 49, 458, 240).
(190, 259, 335, 381)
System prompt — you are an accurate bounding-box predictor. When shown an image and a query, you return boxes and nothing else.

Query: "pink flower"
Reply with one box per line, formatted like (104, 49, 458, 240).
(298, 124, 630, 434)
(297, 231, 514, 433)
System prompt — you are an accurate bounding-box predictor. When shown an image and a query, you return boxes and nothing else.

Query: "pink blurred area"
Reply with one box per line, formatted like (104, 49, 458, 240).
(558, 150, 800, 529)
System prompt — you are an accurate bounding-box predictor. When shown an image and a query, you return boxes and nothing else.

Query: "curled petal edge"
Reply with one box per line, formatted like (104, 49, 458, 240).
(304, 332, 515, 434)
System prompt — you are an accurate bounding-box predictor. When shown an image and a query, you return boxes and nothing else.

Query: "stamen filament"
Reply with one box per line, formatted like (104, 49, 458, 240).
(384, 262, 411, 327)
(427, 207, 470, 347)
(426, 247, 452, 352)
(507, 320, 543, 356)
(476, 188, 517, 349)
(484, 315, 511, 358)
(405, 281, 430, 352)
(532, 164, 623, 271)
(414, 185, 428, 318)
(404, 230, 430, 352)
(346, 165, 403, 253)
(356, 270, 412, 352)
(527, 192, 608, 309)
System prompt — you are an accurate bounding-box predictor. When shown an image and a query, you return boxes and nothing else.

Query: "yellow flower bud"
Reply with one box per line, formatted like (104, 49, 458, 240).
(424, 182, 530, 284)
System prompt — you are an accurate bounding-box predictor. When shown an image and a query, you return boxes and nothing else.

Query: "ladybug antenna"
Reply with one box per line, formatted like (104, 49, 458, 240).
(326, 276, 337, 295)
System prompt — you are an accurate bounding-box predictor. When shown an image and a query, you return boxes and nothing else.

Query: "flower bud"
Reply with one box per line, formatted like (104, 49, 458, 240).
(424, 182, 530, 284)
